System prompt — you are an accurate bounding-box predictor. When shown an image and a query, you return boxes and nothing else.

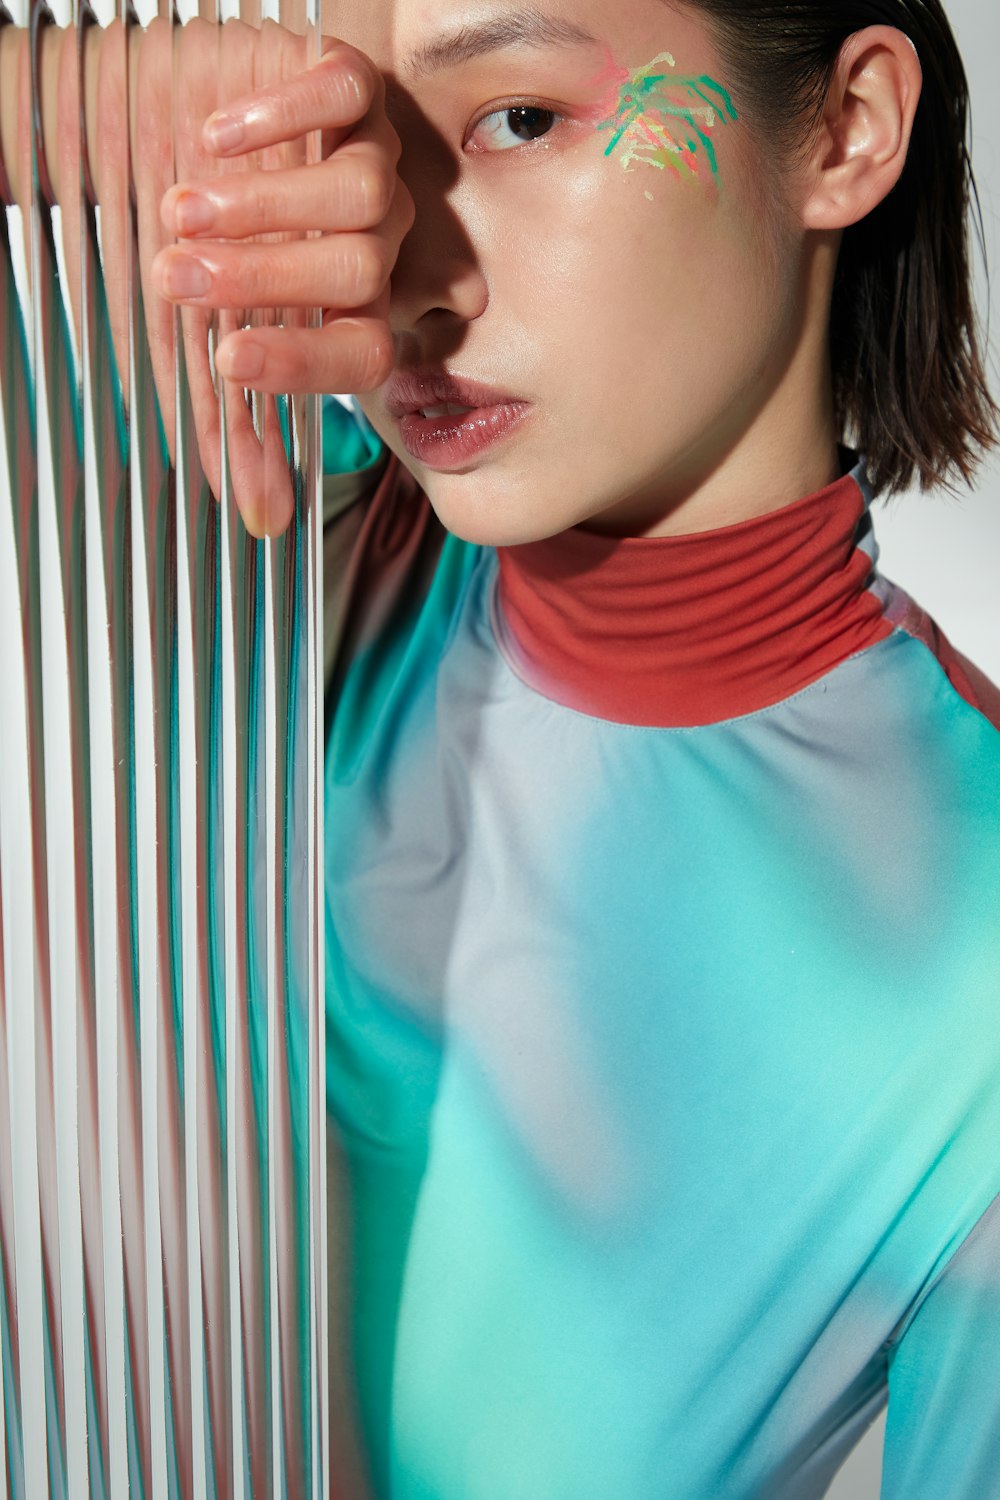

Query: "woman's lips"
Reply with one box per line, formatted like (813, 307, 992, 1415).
(384, 369, 533, 471)
(396, 401, 533, 470)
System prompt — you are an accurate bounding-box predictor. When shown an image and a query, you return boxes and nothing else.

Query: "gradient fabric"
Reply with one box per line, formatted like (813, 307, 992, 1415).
(323, 399, 1000, 1499)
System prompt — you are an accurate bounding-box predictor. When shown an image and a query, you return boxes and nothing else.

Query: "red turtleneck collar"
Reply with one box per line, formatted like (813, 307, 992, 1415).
(490, 453, 893, 728)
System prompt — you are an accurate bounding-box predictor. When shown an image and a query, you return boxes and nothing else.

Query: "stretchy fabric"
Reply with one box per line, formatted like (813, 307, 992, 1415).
(322, 398, 1000, 1500)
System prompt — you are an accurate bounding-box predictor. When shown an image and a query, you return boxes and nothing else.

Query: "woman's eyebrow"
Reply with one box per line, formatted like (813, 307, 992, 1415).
(400, 8, 599, 83)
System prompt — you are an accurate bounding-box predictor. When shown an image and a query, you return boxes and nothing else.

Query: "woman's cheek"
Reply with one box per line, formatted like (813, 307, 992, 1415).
(480, 152, 667, 290)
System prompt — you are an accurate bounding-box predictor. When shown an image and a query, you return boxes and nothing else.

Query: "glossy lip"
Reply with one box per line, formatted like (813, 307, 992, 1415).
(384, 368, 526, 419)
(385, 368, 534, 472)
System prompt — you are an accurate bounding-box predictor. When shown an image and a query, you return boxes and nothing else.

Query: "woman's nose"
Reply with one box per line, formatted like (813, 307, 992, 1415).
(390, 232, 490, 336)
(388, 144, 489, 335)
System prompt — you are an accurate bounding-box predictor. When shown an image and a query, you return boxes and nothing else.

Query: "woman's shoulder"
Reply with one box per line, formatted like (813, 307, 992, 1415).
(873, 576, 1000, 734)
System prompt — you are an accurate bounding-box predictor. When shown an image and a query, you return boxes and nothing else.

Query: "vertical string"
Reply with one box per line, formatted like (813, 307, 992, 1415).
(129, 3, 193, 1496)
(215, 1, 323, 1492)
(0, 586, 42, 1500)
(0, 17, 33, 1496)
(310, 377, 327, 1500)
(0, 17, 46, 1484)
(128, 5, 178, 1493)
(298, 26, 327, 1468)
(173, 4, 223, 1494)
(3, 0, 327, 1490)
(0, 373, 47, 1500)
(29, 5, 89, 1495)
(23, 6, 97, 1492)
(79, 0, 156, 1485)
(219, 404, 260, 1500)
(0, 875, 14, 1500)
(215, 21, 265, 1498)
(261, 3, 321, 1489)
(42, 16, 90, 1463)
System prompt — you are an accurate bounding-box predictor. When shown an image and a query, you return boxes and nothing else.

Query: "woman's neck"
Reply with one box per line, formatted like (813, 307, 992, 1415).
(491, 447, 893, 728)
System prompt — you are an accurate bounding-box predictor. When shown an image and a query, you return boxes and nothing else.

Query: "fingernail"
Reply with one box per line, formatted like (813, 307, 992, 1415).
(174, 190, 215, 234)
(160, 254, 212, 298)
(216, 340, 265, 383)
(204, 111, 245, 153)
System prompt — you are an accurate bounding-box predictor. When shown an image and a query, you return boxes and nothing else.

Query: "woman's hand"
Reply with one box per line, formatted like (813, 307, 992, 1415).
(0, 18, 31, 245)
(2, 17, 409, 534)
(152, 24, 413, 535)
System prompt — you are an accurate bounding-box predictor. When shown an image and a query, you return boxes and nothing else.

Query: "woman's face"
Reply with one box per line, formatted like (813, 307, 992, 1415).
(338, 0, 813, 543)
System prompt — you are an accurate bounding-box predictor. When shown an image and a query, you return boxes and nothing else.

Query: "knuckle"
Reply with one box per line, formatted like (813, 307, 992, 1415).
(341, 46, 380, 97)
(282, 344, 312, 390)
(243, 244, 282, 302)
(269, 89, 300, 139)
(320, 72, 360, 120)
(345, 324, 393, 392)
(353, 163, 392, 224)
(247, 181, 277, 232)
(343, 238, 385, 304)
(314, 46, 376, 120)
(323, 40, 366, 74)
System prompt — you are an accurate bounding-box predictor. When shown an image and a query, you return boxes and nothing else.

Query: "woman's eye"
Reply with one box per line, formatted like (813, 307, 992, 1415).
(470, 106, 560, 153)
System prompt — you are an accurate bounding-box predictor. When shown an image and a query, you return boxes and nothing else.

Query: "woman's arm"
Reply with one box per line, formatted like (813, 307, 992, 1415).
(880, 1189, 1000, 1496)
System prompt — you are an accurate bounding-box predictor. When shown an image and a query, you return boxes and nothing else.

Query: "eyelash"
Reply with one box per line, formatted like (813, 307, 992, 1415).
(466, 101, 567, 154)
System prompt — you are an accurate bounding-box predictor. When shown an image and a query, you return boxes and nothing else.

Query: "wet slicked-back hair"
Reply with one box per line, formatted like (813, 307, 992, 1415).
(678, 0, 999, 496)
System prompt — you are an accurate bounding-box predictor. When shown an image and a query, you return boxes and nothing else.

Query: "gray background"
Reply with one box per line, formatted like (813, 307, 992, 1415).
(825, 7, 999, 1494)
(866, 0, 1000, 686)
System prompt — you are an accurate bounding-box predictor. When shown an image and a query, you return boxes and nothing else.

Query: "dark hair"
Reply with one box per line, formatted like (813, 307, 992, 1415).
(678, 0, 999, 497)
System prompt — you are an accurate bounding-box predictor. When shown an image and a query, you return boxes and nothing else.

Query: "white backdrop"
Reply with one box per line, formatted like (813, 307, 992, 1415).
(826, 5, 999, 1492)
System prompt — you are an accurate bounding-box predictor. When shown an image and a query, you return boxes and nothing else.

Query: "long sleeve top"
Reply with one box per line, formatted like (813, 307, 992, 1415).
(322, 397, 1000, 1500)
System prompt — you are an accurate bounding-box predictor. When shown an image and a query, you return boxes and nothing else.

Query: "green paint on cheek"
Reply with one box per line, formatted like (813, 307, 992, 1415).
(596, 51, 738, 182)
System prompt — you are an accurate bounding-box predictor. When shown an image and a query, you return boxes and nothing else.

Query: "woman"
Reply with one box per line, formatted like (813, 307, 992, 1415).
(156, 1, 1000, 1495)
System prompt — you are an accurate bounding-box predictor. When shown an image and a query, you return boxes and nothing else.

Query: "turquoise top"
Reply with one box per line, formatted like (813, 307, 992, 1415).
(323, 397, 1000, 1499)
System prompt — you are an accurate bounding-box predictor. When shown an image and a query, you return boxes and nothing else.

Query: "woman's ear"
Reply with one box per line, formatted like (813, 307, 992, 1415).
(801, 25, 923, 231)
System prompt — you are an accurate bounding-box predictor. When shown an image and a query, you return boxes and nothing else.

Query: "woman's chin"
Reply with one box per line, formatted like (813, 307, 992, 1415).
(421, 476, 580, 549)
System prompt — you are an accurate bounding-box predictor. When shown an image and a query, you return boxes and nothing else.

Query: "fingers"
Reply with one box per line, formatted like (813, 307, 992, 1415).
(160, 145, 397, 239)
(181, 302, 223, 500)
(201, 44, 382, 156)
(153, 227, 399, 311)
(214, 316, 394, 395)
(133, 19, 180, 460)
(152, 157, 414, 316)
(225, 392, 297, 539)
(0, 25, 28, 210)
(143, 28, 406, 515)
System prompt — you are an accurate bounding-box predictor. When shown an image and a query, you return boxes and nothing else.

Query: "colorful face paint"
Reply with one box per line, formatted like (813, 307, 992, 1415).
(588, 51, 738, 181)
